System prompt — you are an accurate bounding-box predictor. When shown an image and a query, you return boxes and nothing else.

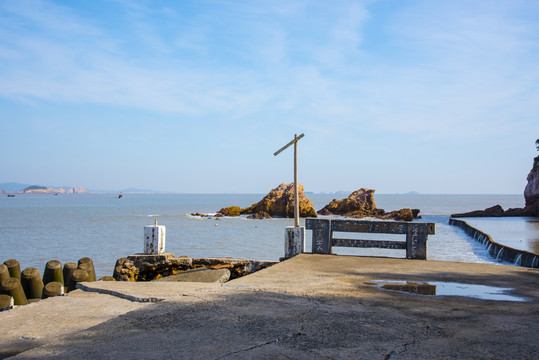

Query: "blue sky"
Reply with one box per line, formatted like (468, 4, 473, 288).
(1, 0, 538, 194)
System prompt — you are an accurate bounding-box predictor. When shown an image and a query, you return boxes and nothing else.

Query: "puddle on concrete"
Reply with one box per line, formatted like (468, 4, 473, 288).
(364, 280, 528, 302)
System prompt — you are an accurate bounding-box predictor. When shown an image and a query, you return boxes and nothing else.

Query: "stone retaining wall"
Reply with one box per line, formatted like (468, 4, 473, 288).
(449, 217, 539, 268)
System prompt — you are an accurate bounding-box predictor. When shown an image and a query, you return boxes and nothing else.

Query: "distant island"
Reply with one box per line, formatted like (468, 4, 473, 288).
(0, 182, 163, 194)
(1, 184, 89, 194)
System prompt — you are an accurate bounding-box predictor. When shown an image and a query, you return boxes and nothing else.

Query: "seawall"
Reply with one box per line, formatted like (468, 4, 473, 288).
(449, 217, 539, 268)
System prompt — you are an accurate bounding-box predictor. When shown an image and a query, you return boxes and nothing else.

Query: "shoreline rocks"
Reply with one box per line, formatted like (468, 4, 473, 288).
(453, 152, 539, 218)
(451, 204, 536, 218)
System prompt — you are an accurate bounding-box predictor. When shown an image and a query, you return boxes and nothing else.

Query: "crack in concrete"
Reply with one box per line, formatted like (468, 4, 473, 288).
(384, 323, 433, 359)
(214, 331, 305, 359)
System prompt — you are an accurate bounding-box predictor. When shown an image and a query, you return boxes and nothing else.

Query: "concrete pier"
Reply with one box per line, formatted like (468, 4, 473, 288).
(0, 255, 537, 359)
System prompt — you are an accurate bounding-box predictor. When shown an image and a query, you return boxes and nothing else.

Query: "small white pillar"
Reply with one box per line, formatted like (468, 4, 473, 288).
(284, 226, 305, 259)
(144, 220, 166, 255)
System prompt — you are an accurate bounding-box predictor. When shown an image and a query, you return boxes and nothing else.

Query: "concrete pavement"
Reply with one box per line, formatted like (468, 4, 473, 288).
(1, 254, 538, 359)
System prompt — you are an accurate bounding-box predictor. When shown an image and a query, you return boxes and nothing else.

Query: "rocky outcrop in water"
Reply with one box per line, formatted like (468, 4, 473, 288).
(211, 183, 317, 219)
(317, 188, 420, 221)
(241, 183, 317, 219)
(318, 188, 380, 217)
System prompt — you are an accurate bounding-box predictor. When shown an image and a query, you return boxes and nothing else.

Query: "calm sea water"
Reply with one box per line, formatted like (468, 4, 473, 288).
(0, 193, 531, 278)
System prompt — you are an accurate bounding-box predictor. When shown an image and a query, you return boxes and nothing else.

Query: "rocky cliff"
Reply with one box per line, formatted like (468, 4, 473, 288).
(524, 156, 539, 215)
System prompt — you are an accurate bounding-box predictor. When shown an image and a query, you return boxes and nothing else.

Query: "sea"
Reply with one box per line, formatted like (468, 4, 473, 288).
(1, 193, 537, 279)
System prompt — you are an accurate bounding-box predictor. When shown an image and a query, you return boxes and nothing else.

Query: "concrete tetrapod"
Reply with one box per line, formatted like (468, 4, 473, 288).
(43, 260, 64, 286)
(4, 259, 21, 281)
(63, 262, 77, 288)
(42, 281, 64, 299)
(77, 263, 96, 282)
(21, 267, 44, 300)
(0, 294, 13, 311)
(77, 258, 96, 282)
(67, 269, 89, 292)
(0, 264, 10, 284)
(0, 278, 28, 305)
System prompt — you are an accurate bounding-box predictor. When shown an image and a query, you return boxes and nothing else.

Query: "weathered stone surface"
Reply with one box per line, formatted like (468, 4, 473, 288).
(115, 256, 277, 282)
(117, 254, 191, 282)
(318, 188, 420, 221)
(241, 183, 317, 218)
(153, 268, 231, 283)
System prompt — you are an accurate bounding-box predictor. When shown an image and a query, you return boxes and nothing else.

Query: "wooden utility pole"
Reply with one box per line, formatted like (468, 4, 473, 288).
(274, 133, 305, 227)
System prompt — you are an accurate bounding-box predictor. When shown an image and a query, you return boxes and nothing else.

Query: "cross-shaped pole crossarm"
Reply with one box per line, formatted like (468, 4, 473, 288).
(274, 133, 304, 156)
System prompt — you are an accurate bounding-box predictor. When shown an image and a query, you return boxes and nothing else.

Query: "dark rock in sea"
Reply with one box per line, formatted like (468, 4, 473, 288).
(317, 188, 420, 221)
(240, 183, 317, 219)
(452, 204, 535, 218)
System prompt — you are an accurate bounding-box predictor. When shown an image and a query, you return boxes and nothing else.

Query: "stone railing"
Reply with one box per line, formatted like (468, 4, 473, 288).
(306, 218, 435, 260)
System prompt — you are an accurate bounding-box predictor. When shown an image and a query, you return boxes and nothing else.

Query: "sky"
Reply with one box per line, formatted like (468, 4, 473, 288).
(0, 0, 538, 194)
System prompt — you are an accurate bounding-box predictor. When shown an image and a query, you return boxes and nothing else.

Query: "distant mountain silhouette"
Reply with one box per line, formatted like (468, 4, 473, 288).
(0, 182, 31, 192)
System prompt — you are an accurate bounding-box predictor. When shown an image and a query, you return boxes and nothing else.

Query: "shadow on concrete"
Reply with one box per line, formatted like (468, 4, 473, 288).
(8, 280, 539, 360)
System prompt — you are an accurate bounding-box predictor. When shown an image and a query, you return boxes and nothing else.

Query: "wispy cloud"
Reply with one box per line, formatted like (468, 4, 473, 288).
(0, 0, 538, 143)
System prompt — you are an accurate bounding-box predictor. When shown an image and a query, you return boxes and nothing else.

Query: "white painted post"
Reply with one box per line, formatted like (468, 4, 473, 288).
(284, 226, 305, 259)
(144, 220, 166, 255)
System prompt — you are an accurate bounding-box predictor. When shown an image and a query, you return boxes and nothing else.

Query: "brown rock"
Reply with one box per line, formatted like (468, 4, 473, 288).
(240, 183, 317, 218)
(247, 212, 272, 219)
(318, 188, 378, 217)
(218, 206, 241, 217)
(381, 208, 414, 221)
